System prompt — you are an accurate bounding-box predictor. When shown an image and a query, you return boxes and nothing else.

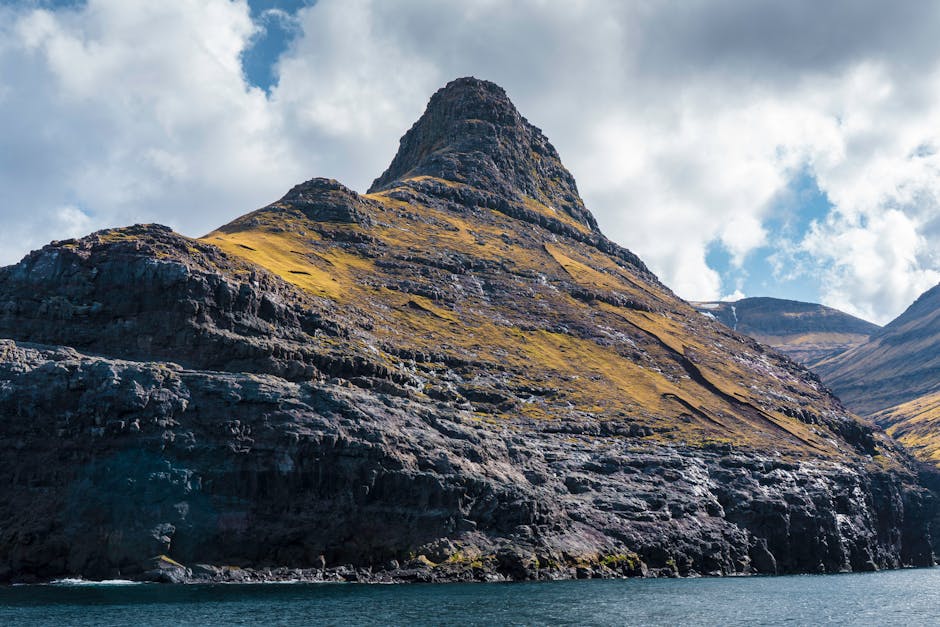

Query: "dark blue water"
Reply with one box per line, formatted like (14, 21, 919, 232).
(2, 568, 938, 626)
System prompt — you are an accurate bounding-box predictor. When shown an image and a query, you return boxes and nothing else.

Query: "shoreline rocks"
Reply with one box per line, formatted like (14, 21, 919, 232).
(1, 339, 934, 585)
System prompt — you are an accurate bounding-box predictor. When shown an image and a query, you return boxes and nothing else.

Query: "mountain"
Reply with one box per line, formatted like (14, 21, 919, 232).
(814, 284, 940, 467)
(693, 290, 940, 472)
(692, 297, 880, 367)
(815, 284, 940, 417)
(0, 78, 935, 584)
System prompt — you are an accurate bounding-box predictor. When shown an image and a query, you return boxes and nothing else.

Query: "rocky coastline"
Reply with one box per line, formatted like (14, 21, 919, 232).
(1, 78, 937, 585)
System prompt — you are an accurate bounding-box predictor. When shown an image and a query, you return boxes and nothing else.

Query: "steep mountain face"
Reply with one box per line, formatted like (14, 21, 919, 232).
(0, 78, 935, 584)
(369, 77, 599, 232)
(815, 284, 940, 467)
(692, 297, 879, 367)
(815, 284, 940, 417)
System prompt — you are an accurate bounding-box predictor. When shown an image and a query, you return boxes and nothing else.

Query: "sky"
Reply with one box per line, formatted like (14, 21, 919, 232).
(2, 1, 940, 324)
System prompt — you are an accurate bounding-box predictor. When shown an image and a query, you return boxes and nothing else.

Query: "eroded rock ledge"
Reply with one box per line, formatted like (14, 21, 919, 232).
(1, 339, 933, 584)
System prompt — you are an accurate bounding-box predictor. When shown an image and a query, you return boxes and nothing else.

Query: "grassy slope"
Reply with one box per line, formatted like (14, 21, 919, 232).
(201, 177, 884, 463)
(875, 391, 940, 464)
(808, 285, 940, 467)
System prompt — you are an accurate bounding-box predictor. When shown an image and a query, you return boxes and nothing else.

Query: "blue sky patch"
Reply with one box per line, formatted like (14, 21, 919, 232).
(242, 0, 313, 93)
(708, 167, 832, 303)
(12, 0, 311, 94)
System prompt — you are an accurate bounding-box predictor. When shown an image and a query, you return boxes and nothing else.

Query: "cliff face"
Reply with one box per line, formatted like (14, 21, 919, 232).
(0, 78, 935, 583)
(692, 297, 880, 367)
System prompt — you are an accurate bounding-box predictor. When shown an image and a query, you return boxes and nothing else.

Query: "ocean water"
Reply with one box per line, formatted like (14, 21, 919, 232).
(2, 568, 938, 626)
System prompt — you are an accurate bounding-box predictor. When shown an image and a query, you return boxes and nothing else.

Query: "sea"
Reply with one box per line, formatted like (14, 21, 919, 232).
(1, 568, 938, 626)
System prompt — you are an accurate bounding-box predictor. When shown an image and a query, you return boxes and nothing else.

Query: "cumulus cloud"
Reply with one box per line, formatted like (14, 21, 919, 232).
(801, 209, 940, 323)
(54, 205, 93, 238)
(3, 0, 940, 323)
(0, 0, 299, 263)
(269, 0, 441, 184)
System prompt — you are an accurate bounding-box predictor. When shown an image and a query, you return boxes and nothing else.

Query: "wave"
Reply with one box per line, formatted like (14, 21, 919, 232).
(50, 578, 144, 586)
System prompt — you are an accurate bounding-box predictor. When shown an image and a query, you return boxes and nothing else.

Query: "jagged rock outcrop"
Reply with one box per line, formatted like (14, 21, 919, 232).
(0, 77, 936, 583)
(271, 178, 375, 226)
(0, 224, 349, 381)
(370, 77, 597, 233)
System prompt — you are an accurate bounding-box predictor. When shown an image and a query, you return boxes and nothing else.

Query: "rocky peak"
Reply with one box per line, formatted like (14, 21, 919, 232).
(274, 178, 372, 225)
(368, 77, 598, 232)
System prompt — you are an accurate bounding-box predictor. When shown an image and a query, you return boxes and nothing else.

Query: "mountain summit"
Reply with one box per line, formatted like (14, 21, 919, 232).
(0, 78, 935, 584)
(370, 77, 598, 232)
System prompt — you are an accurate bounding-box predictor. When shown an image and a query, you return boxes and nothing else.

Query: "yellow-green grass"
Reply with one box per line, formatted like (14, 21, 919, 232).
(195, 186, 873, 461)
(877, 391, 940, 465)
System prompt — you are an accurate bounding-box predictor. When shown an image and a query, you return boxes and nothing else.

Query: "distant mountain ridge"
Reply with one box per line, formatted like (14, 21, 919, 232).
(692, 297, 880, 367)
(813, 283, 940, 467)
(815, 284, 940, 416)
(692, 291, 940, 473)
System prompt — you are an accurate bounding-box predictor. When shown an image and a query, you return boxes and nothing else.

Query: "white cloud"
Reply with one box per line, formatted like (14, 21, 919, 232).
(720, 289, 747, 303)
(54, 205, 92, 238)
(801, 209, 940, 323)
(0, 0, 299, 261)
(4, 0, 940, 324)
(267, 0, 441, 184)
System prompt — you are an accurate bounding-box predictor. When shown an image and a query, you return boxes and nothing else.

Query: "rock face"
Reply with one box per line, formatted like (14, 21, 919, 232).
(692, 297, 879, 367)
(370, 77, 598, 232)
(275, 178, 374, 226)
(0, 77, 936, 583)
(1, 337, 934, 582)
(0, 224, 333, 380)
